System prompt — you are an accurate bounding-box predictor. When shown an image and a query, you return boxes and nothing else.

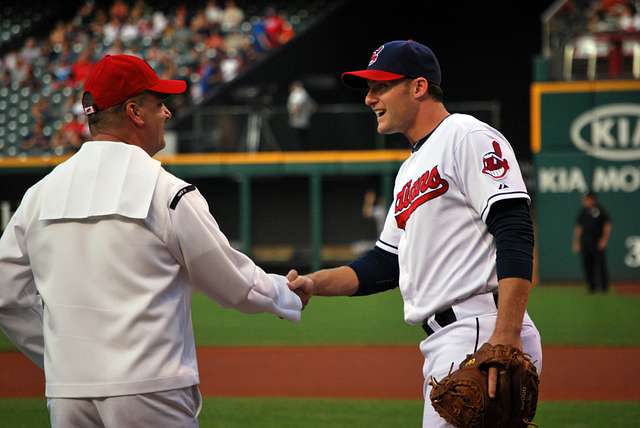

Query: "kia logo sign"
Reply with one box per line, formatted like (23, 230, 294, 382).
(570, 103, 640, 161)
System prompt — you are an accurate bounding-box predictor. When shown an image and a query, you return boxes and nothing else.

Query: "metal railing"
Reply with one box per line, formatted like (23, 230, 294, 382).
(179, 101, 501, 153)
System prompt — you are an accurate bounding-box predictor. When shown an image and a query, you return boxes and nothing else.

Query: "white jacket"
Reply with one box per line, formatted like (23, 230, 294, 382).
(0, 141, 301, 398)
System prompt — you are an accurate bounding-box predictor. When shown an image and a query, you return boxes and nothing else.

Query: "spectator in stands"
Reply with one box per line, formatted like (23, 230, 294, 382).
(31, 99, 52, 125)
(225, 28, 251, 53)
(264, 6, 294, 49)
(74, 0, 96, 28)
(20, 64, 40, 91)
(103, 16, 122, 46)
(50, 22, 67, 48)
(222, 0, 245, 32)
(287, 80, 317, 150)
(250, 17, 270, 54)
(198, 55, 222, 101)
(205, 0, 224, 26)
(53, 112, 88, 153)
(206, 26, 226, 50)
(1, 0, 312, 158)
(171, 12, 192, 50)
(0, 69, 11, 87)
(20, 37, 41, 64)
(70, 48, 94, 87)
(105, 38, 125, 55)
(120, 16, 140, 44)
(151, 10, 168, 38)
(193, 10, 212, 38)
(110, 0, 129, 23)
(220, 49, 243, 82)
(22, 120, 50, 152)
(618, 1, 640, 31)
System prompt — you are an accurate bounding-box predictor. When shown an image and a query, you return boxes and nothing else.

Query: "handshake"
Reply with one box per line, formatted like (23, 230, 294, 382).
(282, 265, 359, 309)
(286, 269, 314, 308)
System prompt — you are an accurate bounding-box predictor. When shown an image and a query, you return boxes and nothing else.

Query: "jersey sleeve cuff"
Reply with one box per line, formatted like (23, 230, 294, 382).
(480, 191, 530, 222)
(375, 239, 399, 255)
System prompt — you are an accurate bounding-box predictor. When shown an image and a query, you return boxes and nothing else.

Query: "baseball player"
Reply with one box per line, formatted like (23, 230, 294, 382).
(0, 54, 302, 428)
(288, 40, 543, 427)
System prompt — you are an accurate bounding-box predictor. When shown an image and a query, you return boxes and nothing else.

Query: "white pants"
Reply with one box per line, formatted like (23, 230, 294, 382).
(47, 385, 202, 428)
(419, 297, 542, 428)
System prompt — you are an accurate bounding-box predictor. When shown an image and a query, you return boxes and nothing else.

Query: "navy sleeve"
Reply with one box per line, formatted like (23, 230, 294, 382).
(348, 247, 400, 296)
(485, 198, 534, 281)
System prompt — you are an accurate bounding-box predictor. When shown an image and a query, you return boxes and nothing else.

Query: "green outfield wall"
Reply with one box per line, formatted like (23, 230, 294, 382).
(531, 81, 640, 281)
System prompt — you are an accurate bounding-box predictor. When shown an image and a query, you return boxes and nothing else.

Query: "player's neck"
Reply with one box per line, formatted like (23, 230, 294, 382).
(407, 102, 450, 146)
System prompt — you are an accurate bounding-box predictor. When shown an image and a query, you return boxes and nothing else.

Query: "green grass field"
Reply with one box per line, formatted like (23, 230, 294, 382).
(0, 284, 639, 350)
(1, 284, 639, 426)
(0, 398, 638, 428)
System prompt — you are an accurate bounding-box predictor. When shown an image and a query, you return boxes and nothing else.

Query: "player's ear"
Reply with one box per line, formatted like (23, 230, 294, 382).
(413, 77, 429, 99)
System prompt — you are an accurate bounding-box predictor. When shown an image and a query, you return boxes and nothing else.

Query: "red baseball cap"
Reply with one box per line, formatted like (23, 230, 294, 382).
(83, 54, 186, 115)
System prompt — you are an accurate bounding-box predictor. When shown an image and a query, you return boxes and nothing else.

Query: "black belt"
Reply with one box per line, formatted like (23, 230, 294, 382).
(422, 292, 499, 336)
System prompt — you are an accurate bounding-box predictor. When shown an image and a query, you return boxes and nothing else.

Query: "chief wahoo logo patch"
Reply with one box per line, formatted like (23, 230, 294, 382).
(482, 140, 510, 179)
(369, 45, 384, 66)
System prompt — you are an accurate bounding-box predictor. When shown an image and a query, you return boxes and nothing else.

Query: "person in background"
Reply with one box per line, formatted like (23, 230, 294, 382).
(573, 191, 612, 293)
(362, 189, 387, 237)
(287, 80, 317, 150)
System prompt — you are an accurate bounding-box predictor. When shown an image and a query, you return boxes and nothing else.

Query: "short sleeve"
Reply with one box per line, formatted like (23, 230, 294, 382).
(453, 130, 530, 222)
(375, 204, 401, 255)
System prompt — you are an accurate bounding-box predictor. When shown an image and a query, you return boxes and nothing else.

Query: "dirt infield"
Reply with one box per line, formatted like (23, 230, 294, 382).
(1, 346, 638, 400)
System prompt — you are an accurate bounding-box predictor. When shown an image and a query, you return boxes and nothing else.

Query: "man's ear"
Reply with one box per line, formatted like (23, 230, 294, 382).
(413, 77, 429, 99)
(124, 100, 145, 127)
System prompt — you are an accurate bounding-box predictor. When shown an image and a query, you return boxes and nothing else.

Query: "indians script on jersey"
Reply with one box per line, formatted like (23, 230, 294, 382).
(394, 165, 449, 229)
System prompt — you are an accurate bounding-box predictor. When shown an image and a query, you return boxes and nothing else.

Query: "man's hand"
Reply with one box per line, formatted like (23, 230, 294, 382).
(597, 239, 607, 251)
(572, 241, 580, 254)
(287, 269, 314, 309)
(486, 334, 523, 398)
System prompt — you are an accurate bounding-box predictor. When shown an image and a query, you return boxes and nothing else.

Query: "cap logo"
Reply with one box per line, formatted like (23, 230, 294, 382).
(482, 140, 510, 179)
(368, 45, 384, 66)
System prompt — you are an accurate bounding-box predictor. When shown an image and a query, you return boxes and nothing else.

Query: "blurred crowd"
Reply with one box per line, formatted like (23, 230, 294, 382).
(586, 0, 640, 32)
(0, 0, 296, 156)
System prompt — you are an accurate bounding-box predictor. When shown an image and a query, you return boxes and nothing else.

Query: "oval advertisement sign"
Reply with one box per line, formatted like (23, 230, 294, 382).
(570, 103, 640, 161)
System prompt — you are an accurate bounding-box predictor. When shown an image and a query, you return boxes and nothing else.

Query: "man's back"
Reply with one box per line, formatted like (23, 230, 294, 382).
(15, 142, 199, 397)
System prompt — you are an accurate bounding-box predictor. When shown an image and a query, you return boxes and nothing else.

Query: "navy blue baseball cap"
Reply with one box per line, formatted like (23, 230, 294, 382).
(341, 40, 441, 88)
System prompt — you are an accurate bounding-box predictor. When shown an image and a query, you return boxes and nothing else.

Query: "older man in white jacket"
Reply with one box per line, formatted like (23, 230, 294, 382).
(0, 54, 302, 427)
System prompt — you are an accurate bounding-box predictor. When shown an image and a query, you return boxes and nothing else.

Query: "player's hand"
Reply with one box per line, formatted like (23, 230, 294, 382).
(597, 239, 607, 251)
(572, 241, 580, 254)
(287, 269, 314, 309)
(485, 334, 523, 398)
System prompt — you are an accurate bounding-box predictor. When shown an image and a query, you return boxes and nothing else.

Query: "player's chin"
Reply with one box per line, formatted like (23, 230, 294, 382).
(376, 123, 393, 135)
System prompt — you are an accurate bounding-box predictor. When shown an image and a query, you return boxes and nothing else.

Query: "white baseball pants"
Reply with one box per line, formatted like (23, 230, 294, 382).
(47, 385, 202, 428)
(419, 297, 542, 428)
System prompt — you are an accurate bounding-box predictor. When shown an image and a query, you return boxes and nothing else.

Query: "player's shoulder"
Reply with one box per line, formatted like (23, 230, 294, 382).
(445, 113, 499, 137)
(155, 168, 199, 210)
(446, 114, 510, 153)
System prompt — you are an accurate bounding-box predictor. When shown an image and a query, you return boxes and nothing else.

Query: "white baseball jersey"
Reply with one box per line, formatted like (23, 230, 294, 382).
(0, 141, 301, 398)
(376, 114, 530, 324)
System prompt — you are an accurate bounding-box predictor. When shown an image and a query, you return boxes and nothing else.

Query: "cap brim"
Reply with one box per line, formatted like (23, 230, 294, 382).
(148, 79, 187, 94)
(341, 70, 405, 88)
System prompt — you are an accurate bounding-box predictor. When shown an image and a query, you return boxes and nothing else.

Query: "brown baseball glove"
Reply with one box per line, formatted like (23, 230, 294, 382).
(428, 343, 539, 428)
